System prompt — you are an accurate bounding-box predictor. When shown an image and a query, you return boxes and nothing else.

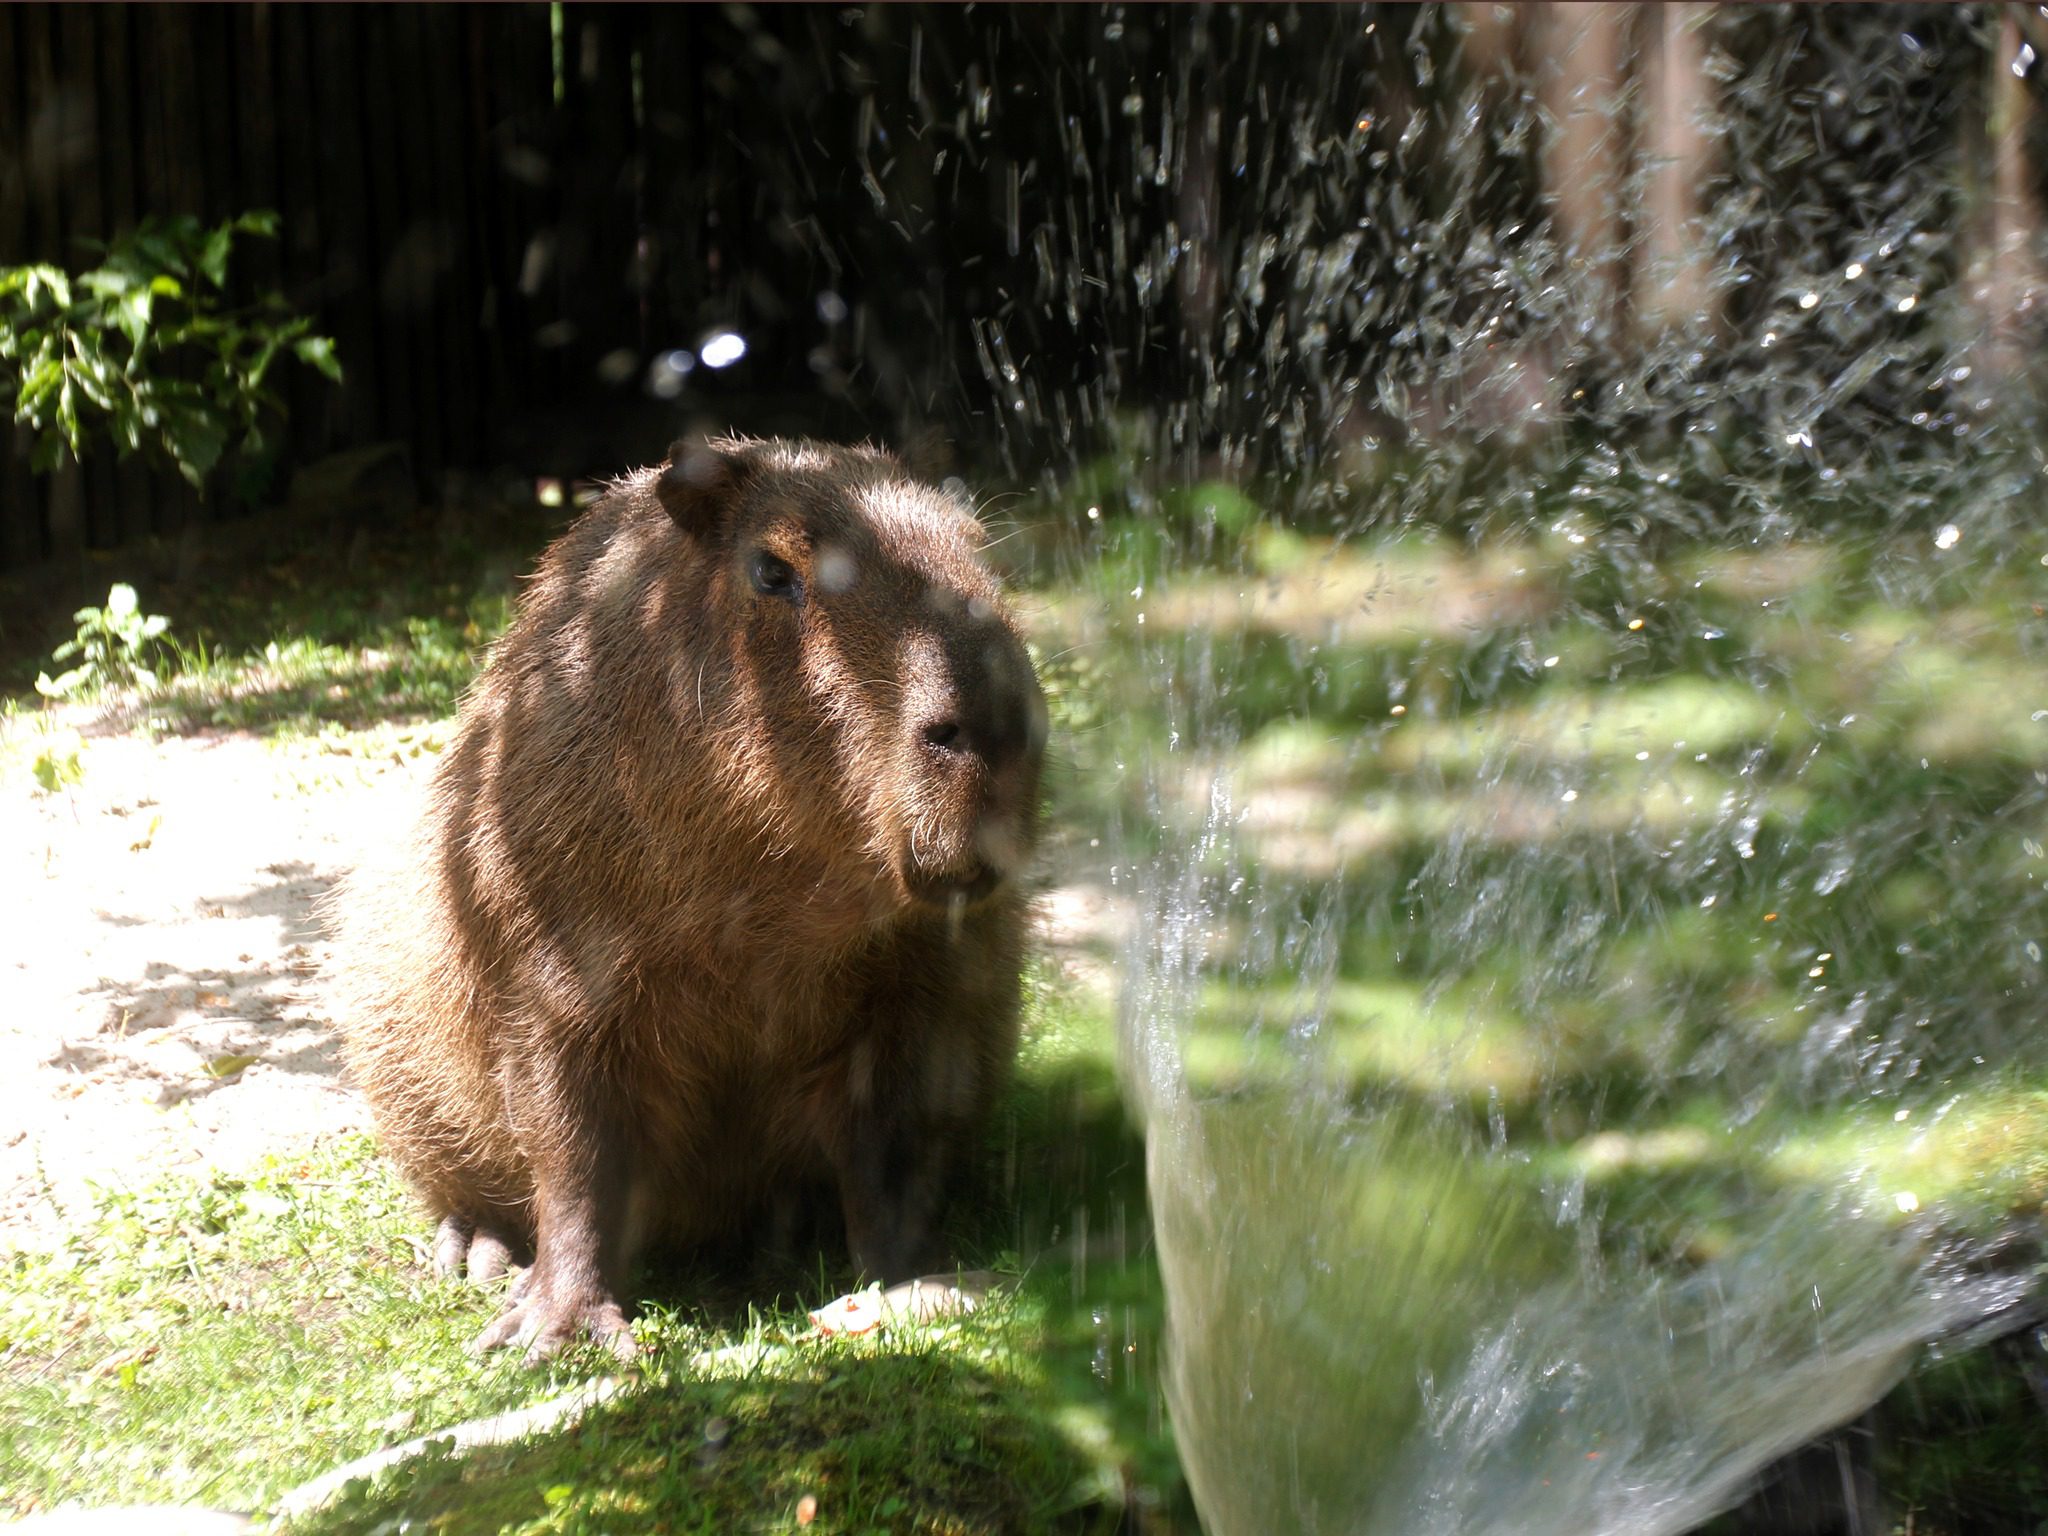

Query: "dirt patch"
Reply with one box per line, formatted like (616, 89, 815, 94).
(1, 713, 1127, 1255)
(0, 717, 437, 1250)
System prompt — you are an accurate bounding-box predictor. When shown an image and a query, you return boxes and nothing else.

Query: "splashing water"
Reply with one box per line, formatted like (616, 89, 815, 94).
(646, 4, 2047, 1526)
(1122, 773, 2028, 1535)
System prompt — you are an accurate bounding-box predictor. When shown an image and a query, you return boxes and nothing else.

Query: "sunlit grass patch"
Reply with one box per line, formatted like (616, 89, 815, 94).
(1767, 1082, 2048, 1227)
(1377, 675, 1797, 777)
(1189, 978, 1546, 1102)
(1041, 534, 1562, 652)
(1681, 541, 1842, 607)
(147, 603, 505, 737)
(0, 1136, 535, 1518)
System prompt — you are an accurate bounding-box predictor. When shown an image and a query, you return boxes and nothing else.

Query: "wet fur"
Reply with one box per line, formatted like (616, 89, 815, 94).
(331, 439, 1043, 1356)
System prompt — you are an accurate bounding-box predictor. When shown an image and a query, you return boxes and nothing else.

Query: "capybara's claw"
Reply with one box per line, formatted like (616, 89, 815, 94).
(471, 1285, 636, 1366)
(433, 1212, 521, 1283)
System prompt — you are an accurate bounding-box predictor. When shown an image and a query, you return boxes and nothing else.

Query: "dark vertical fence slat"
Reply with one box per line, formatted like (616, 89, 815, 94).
(471, 3, 556, 460)
(18, 5, 60, 264)
(388, 4, 445, 489)
(0, 2, 655, 577)
(145, 7, 205, 539)
(641, 8, 706, 360)
(354, 6, 413, 466)
(195, 7, 236, 226)
(461, 8, 509, 444)
(270, 2, 332, 463)
(312, 7, 383, 454)
(146, 8, 204, 219)
(422, 5, 479, 473)
(0, 7, 42, 569)
(0, 5, 23, 267)
(95, 5, 157, 547)
(21, 4, 70, 563)
(233, 5, 288, 512)
(55, 6, 121, 556)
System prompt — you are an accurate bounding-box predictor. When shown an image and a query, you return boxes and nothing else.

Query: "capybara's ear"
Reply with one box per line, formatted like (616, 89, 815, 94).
(657, 439, 744, 534)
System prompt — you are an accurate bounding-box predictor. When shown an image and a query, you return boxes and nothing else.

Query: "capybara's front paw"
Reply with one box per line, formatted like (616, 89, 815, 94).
(471, 1275, 637, 1366)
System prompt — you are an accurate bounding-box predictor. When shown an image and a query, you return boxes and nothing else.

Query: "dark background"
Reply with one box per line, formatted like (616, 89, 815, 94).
(1, 4, 2039, 575)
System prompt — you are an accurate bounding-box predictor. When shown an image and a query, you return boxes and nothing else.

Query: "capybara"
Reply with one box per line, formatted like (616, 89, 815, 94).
(333, 437, 1046, 1361)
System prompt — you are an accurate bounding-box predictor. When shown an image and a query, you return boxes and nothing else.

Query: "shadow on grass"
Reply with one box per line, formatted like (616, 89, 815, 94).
(288, 1343, 1131, 1536)
(277, 1050, 1184, 1536)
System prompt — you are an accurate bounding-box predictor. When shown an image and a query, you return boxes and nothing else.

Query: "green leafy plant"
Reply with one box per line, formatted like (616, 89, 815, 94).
(0, 210, 342, 494)
(30, 732, 85, 796)
(37, 583, 174, 699)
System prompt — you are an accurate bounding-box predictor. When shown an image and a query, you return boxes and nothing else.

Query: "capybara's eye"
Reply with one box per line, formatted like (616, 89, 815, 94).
(749, 551, 800, 601)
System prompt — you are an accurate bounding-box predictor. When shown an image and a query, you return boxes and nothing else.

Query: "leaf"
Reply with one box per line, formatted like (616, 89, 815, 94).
(203, 1053, 260, 1080)
(79, 268, 133, 299)
(117, 288, 155, 347)
(291, 334, 344, 383)
(159, 403, 229, 485)
(199, 225, 234, 290)
(31, 743, 84, 790)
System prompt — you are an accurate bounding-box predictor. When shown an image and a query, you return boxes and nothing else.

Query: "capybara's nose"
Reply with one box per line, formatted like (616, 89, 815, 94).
(918, 640, 1042, 773)
(919, 693, 1026, 772)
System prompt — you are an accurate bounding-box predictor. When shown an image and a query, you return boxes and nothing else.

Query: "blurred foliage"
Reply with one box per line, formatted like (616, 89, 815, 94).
(0, 211, 341, 498)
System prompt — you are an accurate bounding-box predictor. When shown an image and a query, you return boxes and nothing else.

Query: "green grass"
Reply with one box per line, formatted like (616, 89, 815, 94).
(5, 473, 2045, 1532)
(0, 986, 1184, 1532)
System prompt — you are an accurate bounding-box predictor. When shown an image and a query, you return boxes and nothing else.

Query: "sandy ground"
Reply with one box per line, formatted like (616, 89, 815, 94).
(0, 717, 437, 1251)
(0, 712, 1123, 1255)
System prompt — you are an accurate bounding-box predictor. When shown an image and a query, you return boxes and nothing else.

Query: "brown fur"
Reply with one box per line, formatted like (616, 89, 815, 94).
(332, 438, 1045, 1360)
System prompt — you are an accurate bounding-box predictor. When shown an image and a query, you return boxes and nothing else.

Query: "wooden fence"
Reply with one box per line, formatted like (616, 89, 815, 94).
(0, 2, 652, 575)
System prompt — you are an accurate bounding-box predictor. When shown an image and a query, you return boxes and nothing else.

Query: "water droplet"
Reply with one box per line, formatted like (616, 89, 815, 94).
(1543, 655, 1559, 669)
(1561, 789, 1578, 803)
(1843, 261, 1864, 280)
(1798, 291, 1819, 310)
(699, 331, 747, 369)
(2028, 941, 2044, 962)
(1701, 627, 1726, 641)
(645, 349, 694, 399)
(1933, 524, 1960, 550)
(1896, 294, 1918, 312)
(1894, 1190, 1920, 1212)
(1121, 92, 1145, 118)
(2015, 40, 2036, 77)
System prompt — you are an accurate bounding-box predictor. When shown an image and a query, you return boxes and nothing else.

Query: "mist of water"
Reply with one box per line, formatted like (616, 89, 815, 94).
(663, 5, 2047, 1527)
